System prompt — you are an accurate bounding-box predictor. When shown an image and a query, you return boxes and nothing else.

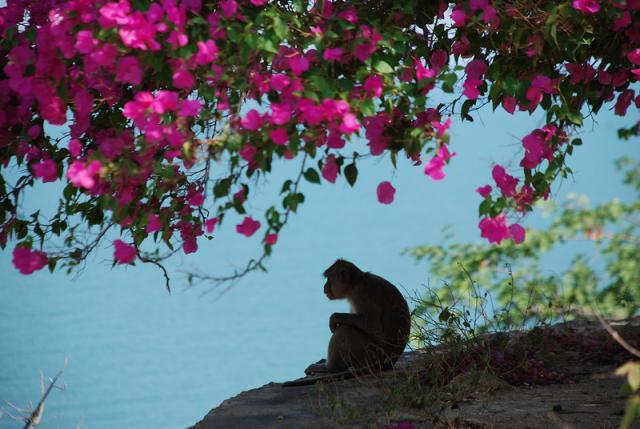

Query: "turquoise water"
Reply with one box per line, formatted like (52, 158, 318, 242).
(0, 107, 636, 428)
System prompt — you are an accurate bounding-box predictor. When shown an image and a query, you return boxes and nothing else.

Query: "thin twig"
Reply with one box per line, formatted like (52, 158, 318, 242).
(23, 359, 68, 429)
(595, 312, 640, 358)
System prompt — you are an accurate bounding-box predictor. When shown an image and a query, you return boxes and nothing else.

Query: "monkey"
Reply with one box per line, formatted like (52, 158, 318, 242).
(283, 259, 410, 387)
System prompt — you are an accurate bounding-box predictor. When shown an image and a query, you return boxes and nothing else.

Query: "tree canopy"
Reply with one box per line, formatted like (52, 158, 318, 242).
(0, 0, 638, 284)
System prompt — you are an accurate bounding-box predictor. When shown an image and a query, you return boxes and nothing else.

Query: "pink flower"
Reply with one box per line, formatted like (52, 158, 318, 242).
(270, 103, 292, 125)
(339, 113, 360, 135)
(183, 239, 198, 254)
(241, 109, 264, 130)
(40, 95, 66, 125)
(509, 224, 526, 244)
(236, 216, 261, 237)
(179, 99, 203, 117)
(147, 214, 162, 233)
(416, 59, 437, 80)
(234, 189, 246, 202)
(451, 6, 467, 27)
(470, 0, 488, 10)
(520, 131, 549, 168)
(572, 0, 600, 13)
(289, 53, 310, 75)
(113, 239, 137, 264)
(424, 145, 456, 180)
(152, 91, 179, 114)
(323, 48, 343, 61)
(270, 74, 291, 91)
(376, 181, 396, 204)
(615, 89, 635, 116)
(465, 60, 488, 80)
(116, 56, 143, 85)
(430, 50, 448, 71)
(28, 126, 41, 140)
(452, 36, 470, 56)
(478, 215, 510, 244)
(67, 160, 102, 189)
(502, 96, 517, 114)
(188, 191, 205, 207)
(432, 118, 451, 138)
(628, 49, 640, 65)
(269, 128, 288, 145)
(195, 39, 219, 65)
(173, 69, 195, 89)
(68, 139, 82, 157)
(204, 217, 219, 233)
(337, 7, 358, 23)
(99, 1, 131, 26)
(565, 63, 596, 85)
(12, 246, 48, 275)
(463, 79, 482, 100)
(322, 155, 339, 183)
(264, 233, 278, 245)
(327, 128, 345, 149)
(492, 165, 518, 197)
(75, 30, 98, 54)
(363, 74, 384, 98)
(476, 185, 492, 198)
(32, 159, 58, 182)
(239, 144, 257, 163)
(219, 0, 238, 18)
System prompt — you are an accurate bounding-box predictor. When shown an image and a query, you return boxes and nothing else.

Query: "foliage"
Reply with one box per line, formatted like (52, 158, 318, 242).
(407, 157, 640, 323)
(0, 0, 638, 282)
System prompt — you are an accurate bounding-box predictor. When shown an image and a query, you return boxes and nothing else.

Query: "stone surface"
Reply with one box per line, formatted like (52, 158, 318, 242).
(189, 319, 640, 429)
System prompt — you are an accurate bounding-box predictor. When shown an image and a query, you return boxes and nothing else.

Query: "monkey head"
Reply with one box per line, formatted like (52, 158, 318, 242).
(323, 259, 365, 300)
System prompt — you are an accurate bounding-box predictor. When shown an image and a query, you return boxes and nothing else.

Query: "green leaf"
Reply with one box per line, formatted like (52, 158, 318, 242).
(565, 111, 583, 126)
(303, 168, 321, 184)
(344, 163, 358, 187)
(374, 60, 394, 74)
(213, 178, 232, 198)
(272, 16, 288, 40)
(360, 98, 376, 117)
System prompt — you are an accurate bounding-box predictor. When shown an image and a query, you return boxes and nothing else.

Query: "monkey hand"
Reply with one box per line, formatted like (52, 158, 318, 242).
(329, 313, 340, 332)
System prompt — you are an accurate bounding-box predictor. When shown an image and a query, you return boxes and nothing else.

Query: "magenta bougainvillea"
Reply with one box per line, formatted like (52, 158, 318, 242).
(0, 0, 638, 281)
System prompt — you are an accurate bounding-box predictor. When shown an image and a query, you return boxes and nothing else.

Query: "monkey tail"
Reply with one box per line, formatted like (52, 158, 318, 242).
(282, 366, 387, 387)
(282, 369, 355, 387)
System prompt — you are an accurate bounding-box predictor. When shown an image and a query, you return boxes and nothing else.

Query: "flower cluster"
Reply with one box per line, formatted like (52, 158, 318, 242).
(1, 0, 638, 277)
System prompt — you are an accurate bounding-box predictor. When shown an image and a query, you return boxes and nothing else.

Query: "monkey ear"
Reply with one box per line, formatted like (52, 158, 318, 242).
(342, 265, 364, 285)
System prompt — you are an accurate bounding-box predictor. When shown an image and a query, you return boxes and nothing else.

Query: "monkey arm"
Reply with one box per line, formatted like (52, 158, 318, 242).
(329, 312, 384, 339)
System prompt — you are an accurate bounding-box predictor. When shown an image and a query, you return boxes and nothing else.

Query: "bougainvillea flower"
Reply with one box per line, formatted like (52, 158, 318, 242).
(376, 181, 396, 204)
(204, 217, 219, 233)
(236, 216, 261, 237)
(67, 160, 102, 189)
(476, 185, 492, 198)
(269, 128, 288, 145)
(492, 165, 519, 197)
(572, 0, 600, 14)
(339, 113, 360, 135)
(509, 224, 526, 244)
(241, 109, 264, 130)
(264, 233, 278, 245)
(478, 215, 510, 244)
(424, 145, 455, 180)
(322, 155, 339, 183)
(32, 159, 58, 182)
(502, 96, 517, 114)
(146, 214, 162, 233)
(12, 247, 48, 275)
(113, 240, 137, 264)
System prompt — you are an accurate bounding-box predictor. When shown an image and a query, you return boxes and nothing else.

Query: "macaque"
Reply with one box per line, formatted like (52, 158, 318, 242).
(291, 259, 410, 386)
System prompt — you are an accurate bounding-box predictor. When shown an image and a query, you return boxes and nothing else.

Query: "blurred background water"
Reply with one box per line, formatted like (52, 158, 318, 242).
(0, 106, 636, 428)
